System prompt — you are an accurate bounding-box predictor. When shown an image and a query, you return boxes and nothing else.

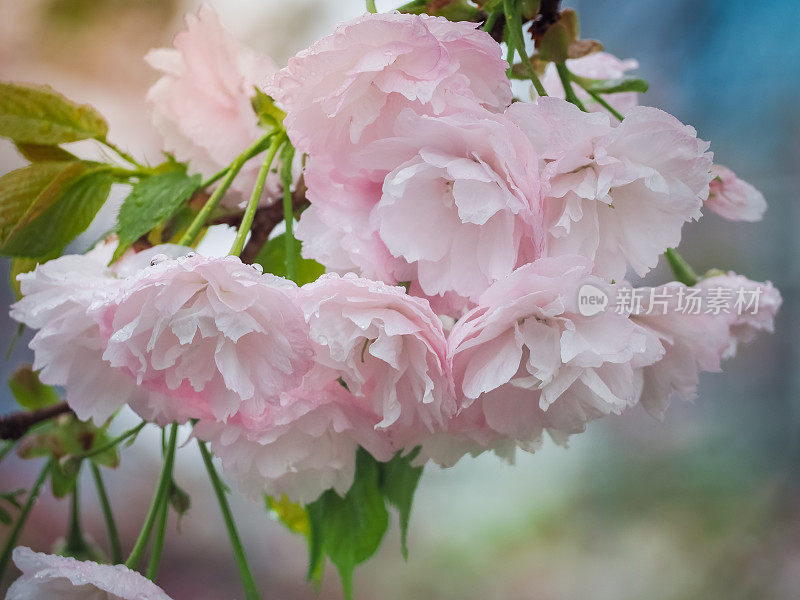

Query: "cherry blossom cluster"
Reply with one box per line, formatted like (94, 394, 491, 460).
(10, 9, 780, 514)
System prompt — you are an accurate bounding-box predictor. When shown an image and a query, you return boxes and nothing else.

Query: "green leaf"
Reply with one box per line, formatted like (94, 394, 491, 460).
(114, 167, 201, 255)
(15, 142, 77, 162)
(306, 448, 389, 599)
(17, 415, 120, 469)
(0, 82, 108, 145)
(266, 495, 310, 537)
(255, 233, 325, 286)
(574, 75, 649, 95)
(0, 161, 114, 258)
(379, 449, 424, 560)
(251, 89, 286, 132)
(0, 506, 11, 525)
(8, 365, 59, 410)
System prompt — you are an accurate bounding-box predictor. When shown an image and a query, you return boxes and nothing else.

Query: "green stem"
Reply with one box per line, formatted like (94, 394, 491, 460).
(198, 441, 261, 600)
(556, 63, 586, 111)
(229, 135, 284, 257)
(665, 248, 699, 286)
(0, 440, 14, 464)
(503, 0, 547, 97)
(576, 86, 625, 121)
(281, 143, 298, 281)
(0, 458, 52, 579)
(90, 463, 123, 564)
(145, 491, 169, 580)
(124, 423, 178, 572)
(99, 137, 143, 169)
(80, 422, 145, 460)
(178, 134, 275, 247)
(482, 10, 499, 32)
(366, 0, 377, 13)
(65, 483, 86, 555)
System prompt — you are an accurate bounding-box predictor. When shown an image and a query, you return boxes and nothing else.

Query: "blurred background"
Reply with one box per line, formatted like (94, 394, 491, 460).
(0, 0, 798, 598)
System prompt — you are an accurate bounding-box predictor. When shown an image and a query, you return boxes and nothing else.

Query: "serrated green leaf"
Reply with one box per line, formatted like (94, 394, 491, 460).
(379, 448, 424, 560)
(575, 76, 649, 95)
(306, 448, 389, 599)
(251, 88, 286, 132)
(15, 142, 77, 162)
(254, 233, 325, 285)
(0, 161, 113, 257)
(0, 82, 108, 144)
(8, 365, 60, 410)
(114, 168, 201, 255)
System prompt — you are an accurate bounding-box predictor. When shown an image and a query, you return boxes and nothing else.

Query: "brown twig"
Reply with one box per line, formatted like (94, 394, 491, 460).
(0, 402, 73, 441)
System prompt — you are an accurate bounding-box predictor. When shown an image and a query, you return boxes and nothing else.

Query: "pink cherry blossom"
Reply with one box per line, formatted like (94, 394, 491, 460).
(98, 252, 313, 424)
(7, 547, 172, 600)
(298, 109, 546, 311)
(297, 273, 455, 447)
(507, 98, 713, 281)
(434, 255, 662, 464)
(541, 51, 640, 114)
(145, 5, 279, 207)
(697, 272, 781, 358)
(268, 11, 511, 156)
(194, 380, 393, 503)
(627, 282, 732, 419)
(10, 254, 143, 424)
(705, 165, 767, 221)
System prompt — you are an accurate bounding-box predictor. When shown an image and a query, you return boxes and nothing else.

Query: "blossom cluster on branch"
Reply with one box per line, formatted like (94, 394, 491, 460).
(0, 2, 781, 599)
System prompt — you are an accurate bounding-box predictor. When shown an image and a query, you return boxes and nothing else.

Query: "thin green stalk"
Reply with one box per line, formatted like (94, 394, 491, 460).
(99, 137, 143, 169)
(198, 441, 260, 600)
(482, 10, 499, 32)
(178, 134, 275, 247)
(124, 423, 178, 572)
(280, 143, 298, 281)
(90, 463, 123, 564)
(80, 422, 146, 460)
(0, 440, 14, 464)
(64, 483, 86, 556)
(0, 458, 52, 579)
(229, 135, 284, 257)
(556, 63, 586, 111)
(145, 491, 169, 580)
(503, 0, 547, 96)
(366, 0, 377, 13)
(581, 88, 624, 121)
(665, 248, 699, 286)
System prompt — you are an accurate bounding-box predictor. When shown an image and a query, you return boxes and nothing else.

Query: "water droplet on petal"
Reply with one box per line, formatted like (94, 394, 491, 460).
(149, 254, 169, 266)
(184, 251, 197, 259)
(251, 263, 264, 274)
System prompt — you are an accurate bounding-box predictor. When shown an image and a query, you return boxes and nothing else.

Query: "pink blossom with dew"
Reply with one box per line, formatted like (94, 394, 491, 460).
(297, 273, 456, 448)
(705, 165, 767, 222)
(10, 253, 144, 424)
(145, 4, 280, 208)
(268, 11, 511, 157)
(541, 51, 640, 114)
(298, 109, 546, 312)
(430, 255, 662, 465)
(507, 97, 713, 282)
(194, 380, 394, 503)
(6, 547, 172, 600)
(98, 252, 314, 424)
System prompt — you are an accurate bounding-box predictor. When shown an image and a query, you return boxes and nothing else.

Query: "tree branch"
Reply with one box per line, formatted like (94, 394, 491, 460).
(0, 402, 73, 440)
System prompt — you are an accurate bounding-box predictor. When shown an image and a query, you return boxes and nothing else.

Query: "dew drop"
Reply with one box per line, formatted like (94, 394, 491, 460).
(149, 254, 169, 266)
(251, 263, 264, 274)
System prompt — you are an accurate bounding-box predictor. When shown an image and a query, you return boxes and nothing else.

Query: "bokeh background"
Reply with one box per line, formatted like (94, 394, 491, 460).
(1, 0, 798, 598)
